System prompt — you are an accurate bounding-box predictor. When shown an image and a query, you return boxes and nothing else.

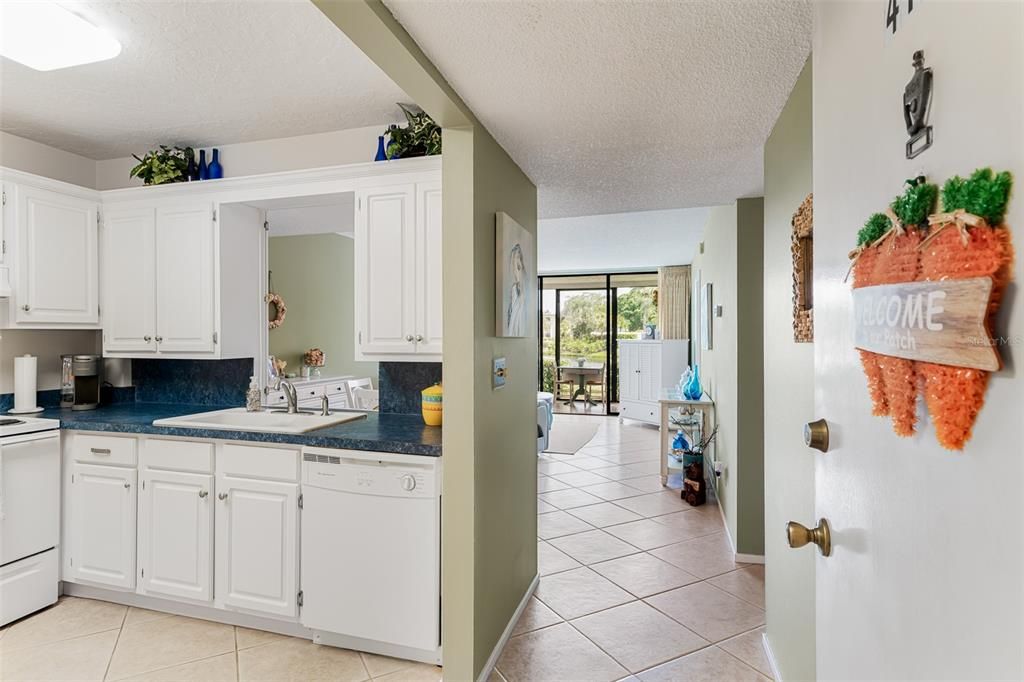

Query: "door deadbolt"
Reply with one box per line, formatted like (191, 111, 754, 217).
(787, 518, 832, 556)
(804, 419, 830, 452)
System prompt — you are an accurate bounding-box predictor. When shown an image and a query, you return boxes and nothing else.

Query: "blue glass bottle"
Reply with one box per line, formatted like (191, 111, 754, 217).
(374, 136, 387, 162)
(208, 148, 223, 179)
(198, 149, 209, 180)
(684, 363, 703, 400)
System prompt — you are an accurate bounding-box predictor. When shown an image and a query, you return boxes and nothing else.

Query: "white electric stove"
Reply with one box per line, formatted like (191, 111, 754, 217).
(0, 415, 61, 626)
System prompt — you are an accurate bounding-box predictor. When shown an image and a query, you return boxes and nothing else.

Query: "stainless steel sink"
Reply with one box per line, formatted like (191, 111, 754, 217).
(153, 407, 366, 434)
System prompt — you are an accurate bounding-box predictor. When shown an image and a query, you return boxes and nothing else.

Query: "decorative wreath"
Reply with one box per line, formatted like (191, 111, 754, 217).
(266, 292, 286, 330)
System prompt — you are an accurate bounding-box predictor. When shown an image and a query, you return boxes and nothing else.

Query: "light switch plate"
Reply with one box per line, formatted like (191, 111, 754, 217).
(493, 357, 506, 390)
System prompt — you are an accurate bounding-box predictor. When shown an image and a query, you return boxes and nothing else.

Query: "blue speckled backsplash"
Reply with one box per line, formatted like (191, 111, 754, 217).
(132, 358, 253, 405)
(379, 362, 442, 415)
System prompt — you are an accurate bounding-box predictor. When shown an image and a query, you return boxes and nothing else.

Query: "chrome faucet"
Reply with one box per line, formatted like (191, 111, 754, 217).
(279, 380, 299, 414)
(320, 393, 331, 417)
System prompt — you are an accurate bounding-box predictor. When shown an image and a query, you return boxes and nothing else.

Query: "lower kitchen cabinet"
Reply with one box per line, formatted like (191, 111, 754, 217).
(137, 469, 214, 602)
(66, 462, 137, 590)
(215, 475, 299, 618)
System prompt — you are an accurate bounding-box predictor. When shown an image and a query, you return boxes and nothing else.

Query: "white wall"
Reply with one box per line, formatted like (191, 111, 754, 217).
(762, 57, 815, 681)
(95, 125, 388, 190)
(0, 132, 96, 189)
(538, 207, 709, 274)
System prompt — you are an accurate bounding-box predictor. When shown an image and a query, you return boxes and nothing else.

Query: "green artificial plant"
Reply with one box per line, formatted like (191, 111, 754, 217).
(941, 168, 1014, 225)
(858, 212, 892, 246)
(384, 104, 441, 160)
(890, 176, 938, 228)
(129, 145, 194, 185)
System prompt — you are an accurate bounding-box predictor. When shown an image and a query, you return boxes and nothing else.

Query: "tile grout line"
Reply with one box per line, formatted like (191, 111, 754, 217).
(101, 607, 129, 682)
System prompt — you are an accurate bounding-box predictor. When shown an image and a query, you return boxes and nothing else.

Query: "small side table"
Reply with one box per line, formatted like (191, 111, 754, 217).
(658, 394, 716, 486)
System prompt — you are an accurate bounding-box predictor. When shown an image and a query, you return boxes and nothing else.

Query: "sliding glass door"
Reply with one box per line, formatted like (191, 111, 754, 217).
(538, 272, 658, 416)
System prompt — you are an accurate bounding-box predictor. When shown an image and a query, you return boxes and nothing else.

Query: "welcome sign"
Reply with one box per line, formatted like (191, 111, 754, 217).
(852, 277, 1000, 371)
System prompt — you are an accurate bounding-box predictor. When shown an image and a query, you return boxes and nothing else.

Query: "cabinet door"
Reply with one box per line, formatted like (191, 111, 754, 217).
(620, 344, 639, 401)
(638, 343, 661, 402)
(102, 208, 157, 352)
(15, 185, 99, 324)
(415, 181, 443, 355)
(215, 475, 298, 618)
(355, 185, 416, 356)
(138, 469, 213, 602)
(67, 463, 136, 590)
(155, 204, 215, 353)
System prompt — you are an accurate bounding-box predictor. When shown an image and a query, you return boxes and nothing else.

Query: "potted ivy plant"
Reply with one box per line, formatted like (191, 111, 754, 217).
(129, 145, 195, 185)
(384, 104, 441, 159)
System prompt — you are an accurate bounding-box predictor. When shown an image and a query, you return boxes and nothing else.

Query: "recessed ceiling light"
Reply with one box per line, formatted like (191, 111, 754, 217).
(0, 1, 121, 71)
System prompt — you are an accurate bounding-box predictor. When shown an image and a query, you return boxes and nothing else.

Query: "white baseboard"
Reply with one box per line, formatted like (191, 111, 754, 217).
(762, 631, 784, 682)
(736, 552, 765, 564)
(476, 573, 539, 682)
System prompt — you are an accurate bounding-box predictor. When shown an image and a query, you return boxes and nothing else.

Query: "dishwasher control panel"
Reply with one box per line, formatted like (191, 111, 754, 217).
(302, 449, 439, 499)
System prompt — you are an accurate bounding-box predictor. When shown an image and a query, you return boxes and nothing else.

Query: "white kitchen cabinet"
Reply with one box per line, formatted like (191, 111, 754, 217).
(215, 475, 299, 618)
(155, 204, 216, 354)
(618, 340, 690, 425)
(100, 200, 261, 359)
(137, 469, 214, 602)
(66, 462, 137, 590)
(102, 207, 157, 352)
(1, 182, 99, 327)
(355, 179, 442, 361)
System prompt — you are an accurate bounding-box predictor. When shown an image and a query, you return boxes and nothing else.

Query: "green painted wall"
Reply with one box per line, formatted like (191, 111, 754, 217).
(763, 56, 815, 681)
(691, 198, 765, 557)
(267, 234, 378, 383)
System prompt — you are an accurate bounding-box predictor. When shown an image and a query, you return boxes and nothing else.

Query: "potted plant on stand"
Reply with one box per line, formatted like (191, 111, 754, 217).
(384, 104, 442, 160)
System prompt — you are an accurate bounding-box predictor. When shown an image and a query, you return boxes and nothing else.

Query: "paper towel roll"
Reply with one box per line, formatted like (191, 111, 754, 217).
(14, 354, 38, 411)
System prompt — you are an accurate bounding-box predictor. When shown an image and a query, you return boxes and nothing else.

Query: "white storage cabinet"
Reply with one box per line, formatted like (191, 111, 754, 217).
(0, 172, 101, 328)
(354, 180, 442, 361)
(618, 340, 690, 425)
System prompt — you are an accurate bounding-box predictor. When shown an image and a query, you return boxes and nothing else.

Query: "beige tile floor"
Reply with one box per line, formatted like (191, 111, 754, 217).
(0, 598, 441, 682)
(495, 414, 772, 682)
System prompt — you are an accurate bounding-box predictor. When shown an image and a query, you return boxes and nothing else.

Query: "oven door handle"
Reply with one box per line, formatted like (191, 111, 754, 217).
(2, 430, 60, 446)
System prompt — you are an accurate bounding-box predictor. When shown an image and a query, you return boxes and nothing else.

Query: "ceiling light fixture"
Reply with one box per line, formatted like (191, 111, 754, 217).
(0, 1, 121, 71)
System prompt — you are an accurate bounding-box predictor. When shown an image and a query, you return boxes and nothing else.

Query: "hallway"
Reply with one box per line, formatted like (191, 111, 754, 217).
(496, 415, 770, 681)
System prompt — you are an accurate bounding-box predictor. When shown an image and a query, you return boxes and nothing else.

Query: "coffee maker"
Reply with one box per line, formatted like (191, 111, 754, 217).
(60, 355, 101, 411)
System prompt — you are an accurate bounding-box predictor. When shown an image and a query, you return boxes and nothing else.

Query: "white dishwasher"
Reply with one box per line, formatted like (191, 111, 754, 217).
(300, 447, 441, 664)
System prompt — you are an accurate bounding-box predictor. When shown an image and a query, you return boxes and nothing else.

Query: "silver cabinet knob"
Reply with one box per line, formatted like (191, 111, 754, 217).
(405, 334, 414, 342)
(21, 304, 30, 311)
(218, 492, 228, 501)
(199, 490, 209, 498)
(143, 335, 152, 342)
(124, 482, 131, 489)
(155, 335, 163, 343)
(415, 334, 424, 342)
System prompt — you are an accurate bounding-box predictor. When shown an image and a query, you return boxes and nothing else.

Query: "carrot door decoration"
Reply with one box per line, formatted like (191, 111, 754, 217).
(870, 178, 937, 436)
(917, 169, 1014, 450)
(850, 213, 891, 417)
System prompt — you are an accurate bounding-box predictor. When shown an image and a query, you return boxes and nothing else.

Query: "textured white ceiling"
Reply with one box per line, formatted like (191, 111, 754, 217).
(384, 0, 811, 218)
(0, 1, 409, 159)
(538, 207, 710, 274)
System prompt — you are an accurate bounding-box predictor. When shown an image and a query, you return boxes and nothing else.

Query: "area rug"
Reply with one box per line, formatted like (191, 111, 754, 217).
(544, 421, 599, 455)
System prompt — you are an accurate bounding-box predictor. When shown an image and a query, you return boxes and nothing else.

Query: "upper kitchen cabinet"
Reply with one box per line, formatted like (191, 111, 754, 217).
(101, 199, 262, 359)
(0, 172, 101, 328)
(354, 178, 442, 362)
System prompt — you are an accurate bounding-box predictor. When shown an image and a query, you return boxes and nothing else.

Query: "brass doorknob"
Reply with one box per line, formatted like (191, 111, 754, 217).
(787, 518, 832, 556)
(804, 419, 830, 452)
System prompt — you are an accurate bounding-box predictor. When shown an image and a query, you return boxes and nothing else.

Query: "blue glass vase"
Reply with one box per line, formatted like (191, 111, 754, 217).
(198, 149, 209, 180)
(374, 136, 387, 162)
(683, 363, 703, 400)
(208, 149, 223, 179)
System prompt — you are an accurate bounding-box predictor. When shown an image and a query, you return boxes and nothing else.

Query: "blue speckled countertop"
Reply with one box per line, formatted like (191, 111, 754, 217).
(38, 403, 441, 457)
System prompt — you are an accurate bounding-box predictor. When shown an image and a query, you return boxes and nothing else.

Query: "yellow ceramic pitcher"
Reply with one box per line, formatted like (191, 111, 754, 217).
(421, 383, 443, 426)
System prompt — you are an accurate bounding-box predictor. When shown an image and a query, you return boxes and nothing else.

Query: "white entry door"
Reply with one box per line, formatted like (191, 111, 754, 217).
(811, 3, 1022, 679)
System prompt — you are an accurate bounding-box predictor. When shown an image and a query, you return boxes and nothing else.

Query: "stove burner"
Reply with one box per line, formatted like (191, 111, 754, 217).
(0, 418, 26, 426)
